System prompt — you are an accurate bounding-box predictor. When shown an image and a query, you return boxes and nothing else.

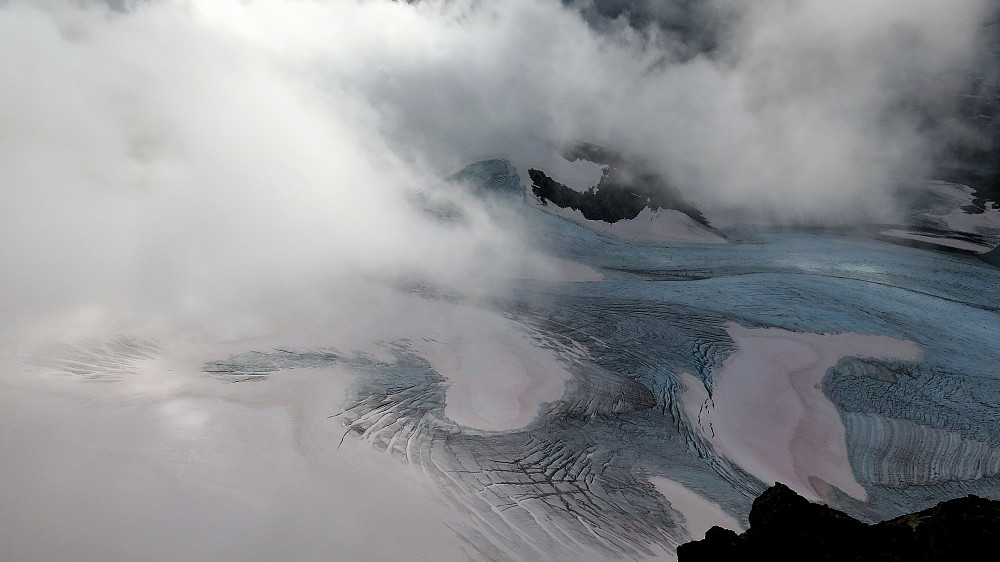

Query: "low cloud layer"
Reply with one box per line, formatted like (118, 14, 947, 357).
(2, 0, 994, 339)
(322, 0, 994, 219)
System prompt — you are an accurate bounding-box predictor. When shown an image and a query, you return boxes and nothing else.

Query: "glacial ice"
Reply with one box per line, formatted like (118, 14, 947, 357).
(23, 159, 1000, 560)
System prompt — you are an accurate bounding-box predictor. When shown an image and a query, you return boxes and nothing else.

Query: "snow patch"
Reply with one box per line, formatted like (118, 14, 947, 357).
(414, 309, 573, 432)
(678, 324, 921, 502)
(920, 181, 1000, 237)
(649, 477, 743, 540)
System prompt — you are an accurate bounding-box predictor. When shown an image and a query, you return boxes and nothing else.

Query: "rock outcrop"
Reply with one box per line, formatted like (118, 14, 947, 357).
(981, 245, 1000, 267)
(529, 142, 709, 225)
(678, 483, 1000, 561)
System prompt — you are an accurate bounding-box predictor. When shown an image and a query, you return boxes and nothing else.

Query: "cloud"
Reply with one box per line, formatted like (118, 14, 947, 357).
(2, 0, 993, 341)
(0, 360, 469, 560)
(356, 0, 992, 221)
(0, 2, 994, 558)
(0, 0, 562, 343)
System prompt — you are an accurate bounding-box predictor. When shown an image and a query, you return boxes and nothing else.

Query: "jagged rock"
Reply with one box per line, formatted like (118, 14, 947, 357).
(529, 142, 709, 225)
(981, 245, 1000, 267)
(678, 483, 1000, 561)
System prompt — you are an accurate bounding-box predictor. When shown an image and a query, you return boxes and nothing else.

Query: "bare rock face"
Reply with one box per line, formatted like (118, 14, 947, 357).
(528, 142, 710, 226)
(678, 483, 1000, 561)
(981, 245, 1000, 267)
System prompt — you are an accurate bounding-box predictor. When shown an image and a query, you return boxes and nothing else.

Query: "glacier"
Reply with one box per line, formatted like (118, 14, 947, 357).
(12, 158, 1000, 560)
(177, 159, 1000, 559)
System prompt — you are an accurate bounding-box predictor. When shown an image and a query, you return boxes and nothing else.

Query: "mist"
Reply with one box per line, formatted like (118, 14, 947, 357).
(2, 0, 993, 337)
(1, 1, 996, 560)
(1, 0, 555, 345)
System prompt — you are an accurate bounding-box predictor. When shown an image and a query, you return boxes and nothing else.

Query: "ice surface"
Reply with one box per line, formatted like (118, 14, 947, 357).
(678, 324, 920, 502)
(7, 160, 1000, 561)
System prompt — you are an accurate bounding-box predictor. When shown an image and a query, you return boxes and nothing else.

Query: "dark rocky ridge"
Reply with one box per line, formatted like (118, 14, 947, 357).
(980, 245, 1000, 267)
(529, 142, 710, 226)
(678, 483, 1000, 562)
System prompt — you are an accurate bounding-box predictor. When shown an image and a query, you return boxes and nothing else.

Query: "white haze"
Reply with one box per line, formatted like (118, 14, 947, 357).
(1, 0, 992, 338)
(0, 0, 993, 560)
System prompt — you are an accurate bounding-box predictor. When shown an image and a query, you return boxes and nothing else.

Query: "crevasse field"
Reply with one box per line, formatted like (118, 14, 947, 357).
(6, 158, 998, 561)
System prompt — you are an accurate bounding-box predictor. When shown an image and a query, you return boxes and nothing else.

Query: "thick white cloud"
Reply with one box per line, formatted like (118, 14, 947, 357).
(1, 0, 991, 339)
(0, 0, 565, 343)
(0, 1, 993, 558)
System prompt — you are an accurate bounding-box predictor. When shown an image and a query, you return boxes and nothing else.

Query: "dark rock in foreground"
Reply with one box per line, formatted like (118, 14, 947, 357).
(678, 483, 1000, 562)
(981, 245, 1000, 267)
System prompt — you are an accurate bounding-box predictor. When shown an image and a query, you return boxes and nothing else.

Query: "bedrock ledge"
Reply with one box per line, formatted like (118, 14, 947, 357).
(678, 482, 1000, 561)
